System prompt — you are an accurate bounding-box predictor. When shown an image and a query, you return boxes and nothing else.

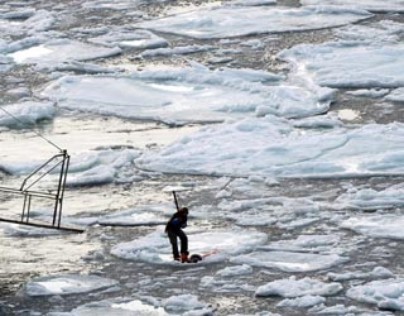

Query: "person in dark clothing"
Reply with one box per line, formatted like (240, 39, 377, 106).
(165, 207, 189, 263)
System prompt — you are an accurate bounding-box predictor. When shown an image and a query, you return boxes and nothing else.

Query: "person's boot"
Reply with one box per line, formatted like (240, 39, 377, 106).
(180, 253, 189, 263)
(174, 256, 180, 262)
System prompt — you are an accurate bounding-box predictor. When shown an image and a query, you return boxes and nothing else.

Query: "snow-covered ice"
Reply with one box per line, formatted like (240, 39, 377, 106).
(40, 65, 332, 124)
(111, 228, 267, 264)
(255, 276, 343, 297)
(279, 42, 404, 89)
(386, 88, 404, 103)
(341, 215, 404, 240)
(277, 295, 326, 308)
(24, 274, 119, 297)
(232, 251, 348, 272)
(347, 278, 404, 311)
(335, 183, 404, 211)
(47, 295, 212, 315)
(327, 267, 394, 282)
(264, 235, 340, 254)
(301, 0, 404, 13)
(8, 39, 121, 68)
(136, 117, 404, 178)
(88, 28, 169, 49)
(135, 6, 371, 39)
(0, 100, 55, 127)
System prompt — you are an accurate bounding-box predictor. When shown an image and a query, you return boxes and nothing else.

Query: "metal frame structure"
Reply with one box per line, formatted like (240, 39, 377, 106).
(0, 150, 83, 233)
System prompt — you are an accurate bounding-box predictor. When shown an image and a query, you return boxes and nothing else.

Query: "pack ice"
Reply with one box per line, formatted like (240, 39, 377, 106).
(301, 0, 404, 13)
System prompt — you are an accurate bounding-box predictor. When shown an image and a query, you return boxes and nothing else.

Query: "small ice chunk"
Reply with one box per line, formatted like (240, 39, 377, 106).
(277, 295, 326, 308)
(328, 266, 394, 281)
(232, 251, 349, 272)
(216, 264, 253, 277)
(0, 100, 55, 127)
(255, 277, 343, 297)
(386, 88, 404, 103)
(24, 274, 119, 296)
(347, 278, 404, 311)
(341, 215, 404, 240)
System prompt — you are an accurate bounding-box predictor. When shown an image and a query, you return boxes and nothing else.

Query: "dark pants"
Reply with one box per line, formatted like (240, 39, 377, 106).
(167, 229, 188, 259)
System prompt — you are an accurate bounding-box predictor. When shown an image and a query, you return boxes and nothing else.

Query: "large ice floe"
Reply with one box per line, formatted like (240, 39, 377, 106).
(134, 5, 371, 39)
(347, 279, 404, 311)
(255, 276, 343, 297)
(8, 39, 121, 69)
(111, 228, 267, 264)
(232, 251, 348, 272)
(24, 274, 118, 297)
(341, 215, 404, 240)
(47, 295, 212, 316)
(279, 21, 404, 89)
(39, 65, 333, 124)
(136, 116, 404, 178)
(300, 0, 404, 13)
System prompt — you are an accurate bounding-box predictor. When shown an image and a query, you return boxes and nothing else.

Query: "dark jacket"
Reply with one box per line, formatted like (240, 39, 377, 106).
(165, 212, 187, 233)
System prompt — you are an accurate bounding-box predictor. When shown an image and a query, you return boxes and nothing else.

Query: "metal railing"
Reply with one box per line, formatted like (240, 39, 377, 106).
(0, 150, 83, 233)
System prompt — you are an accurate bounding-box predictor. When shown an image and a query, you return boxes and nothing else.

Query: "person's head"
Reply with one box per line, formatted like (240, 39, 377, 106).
(178, 207, 188, 216)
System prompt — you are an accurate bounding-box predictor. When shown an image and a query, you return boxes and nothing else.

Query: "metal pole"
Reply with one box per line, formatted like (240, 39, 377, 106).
(172, 191, 180, 211)
(26, 195, 32, 223)
(57, 152, 69, 228)
(53, 150, 67, 226)
(21, 194, 28, 221)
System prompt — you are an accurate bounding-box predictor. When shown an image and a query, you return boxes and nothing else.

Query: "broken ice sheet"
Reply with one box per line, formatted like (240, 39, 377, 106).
(255, 276, 343, 297)
(135, 5, 371, 39)
(347, 279, 404, 311)
(279, 42, 404, 89)
(24, 274, 119, 297)
(232, 251, 349, 272)
(136, 117, 404, 178)
(111, 228, 267, 264)
(8, 39, 121, 68)
(39, 65, 331, 125)
(341, 215, 404, 240)
(301, 0, 404, 13)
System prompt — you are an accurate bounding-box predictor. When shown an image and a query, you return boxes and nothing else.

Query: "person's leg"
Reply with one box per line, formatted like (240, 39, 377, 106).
(168, 231, 180, 260)
(177, 229, 188, 262)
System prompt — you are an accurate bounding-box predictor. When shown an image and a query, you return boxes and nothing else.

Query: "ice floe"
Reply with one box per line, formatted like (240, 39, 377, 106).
(0, 9, 55, 37)
(24, 274, 118, 297)
(277, 295, 326, 308)
(135, 6, 371, 39)
(263, 235, 340, 254)
(111, 228, 267, 264)
(138, 45, 212, 58)
(8, 39, 121, 68)
(40, 65, 331, 124)
(96, 205, 169, 226)
(335, 183, 404, 211)
(0, 148, 140, 188)
(0, 100, 55, 127)
(136, 117, 404, 178)
(386, 88, 404, 103)
(255, 276, 343, 297)
(47, 295, 212, 316)
(88, 28, 169, 49)
(347, 278, 404, 311)
(327, 266, 394, 282)
(232, 251, 348, 272)
(301, 0, 404, 13)
(279, 42, 404, 89)
(346, 89, 390, 98)
(341, 215, 404, 240)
